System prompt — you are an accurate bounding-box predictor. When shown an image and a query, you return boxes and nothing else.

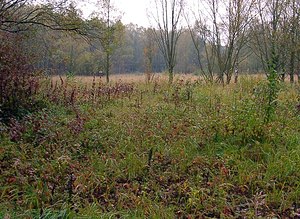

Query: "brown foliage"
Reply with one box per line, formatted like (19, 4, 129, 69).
(0, 32, 40, 121)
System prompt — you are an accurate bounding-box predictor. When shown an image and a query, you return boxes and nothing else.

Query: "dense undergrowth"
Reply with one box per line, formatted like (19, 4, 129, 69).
(1, 75, 300, 218)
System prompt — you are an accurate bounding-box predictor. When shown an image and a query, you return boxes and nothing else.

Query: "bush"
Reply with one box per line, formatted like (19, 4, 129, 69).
(0, 33, 42, 122)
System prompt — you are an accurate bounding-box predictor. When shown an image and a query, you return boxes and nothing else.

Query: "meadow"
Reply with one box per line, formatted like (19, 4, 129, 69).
(1, 74, 300, 218)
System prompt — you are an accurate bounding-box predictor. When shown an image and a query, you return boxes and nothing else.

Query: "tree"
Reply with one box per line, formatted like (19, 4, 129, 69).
(251, 0, 287, 79)
(175, 29, 197, 73)
(124, 24, 145, 73)
(187, 19, 216, 83)
(143, 28, 157, 82)
(0, 0, 84, 33)
(250, 0, 290, 122)
(189, 0, 255, 84)
(283, 0, 300, 83)
(88, 0, 124, 83)
(150, 0, 185, 84)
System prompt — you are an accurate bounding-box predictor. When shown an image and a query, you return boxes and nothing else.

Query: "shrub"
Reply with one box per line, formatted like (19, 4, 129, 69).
(0, 33, 42, 122)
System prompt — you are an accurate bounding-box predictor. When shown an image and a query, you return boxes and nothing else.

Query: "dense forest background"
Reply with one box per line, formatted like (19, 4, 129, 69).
(20, 24, 263, 76)
(1, 0, 300, 87)
(1, 0, 272, 79)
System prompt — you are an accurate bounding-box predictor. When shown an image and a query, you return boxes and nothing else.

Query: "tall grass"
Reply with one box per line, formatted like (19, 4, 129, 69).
(1, 75, 300, 218)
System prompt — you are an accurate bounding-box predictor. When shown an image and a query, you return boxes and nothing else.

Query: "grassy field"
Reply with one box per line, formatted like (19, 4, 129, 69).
(51, 73, 201, 84)
(1, 75, 300, 218)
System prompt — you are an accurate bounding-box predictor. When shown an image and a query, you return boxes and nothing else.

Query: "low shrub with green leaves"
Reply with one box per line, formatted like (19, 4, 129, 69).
(1, 76, 300, 218)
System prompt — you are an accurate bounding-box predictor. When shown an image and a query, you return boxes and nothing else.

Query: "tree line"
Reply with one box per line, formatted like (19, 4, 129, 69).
(1, 0, 300, 84)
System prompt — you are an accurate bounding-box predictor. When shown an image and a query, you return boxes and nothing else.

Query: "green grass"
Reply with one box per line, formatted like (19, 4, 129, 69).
(1, 76, 300, 218)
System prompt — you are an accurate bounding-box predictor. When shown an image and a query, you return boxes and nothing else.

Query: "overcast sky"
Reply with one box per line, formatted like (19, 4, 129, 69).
(79, 0, 152, 27)
(114, 0, 151, 27)
(78, 0, 201, 27)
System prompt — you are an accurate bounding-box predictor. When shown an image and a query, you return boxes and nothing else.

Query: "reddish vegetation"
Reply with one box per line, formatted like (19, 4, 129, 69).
(0, 33, 40, 121)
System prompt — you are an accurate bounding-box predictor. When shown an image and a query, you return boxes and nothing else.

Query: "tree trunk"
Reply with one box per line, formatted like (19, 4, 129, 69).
(290, 51, 295, 83)
(290, 71, 294, 83)
(106, 53, 110, 83)
(234, 67, 239, 84)
(168, 67, 174, 84)
(226, 69, 232, 84)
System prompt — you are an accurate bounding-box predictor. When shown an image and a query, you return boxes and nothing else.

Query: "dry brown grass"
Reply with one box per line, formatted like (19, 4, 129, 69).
(51, 73, 201, 85)
(50, 72, 298, 86)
